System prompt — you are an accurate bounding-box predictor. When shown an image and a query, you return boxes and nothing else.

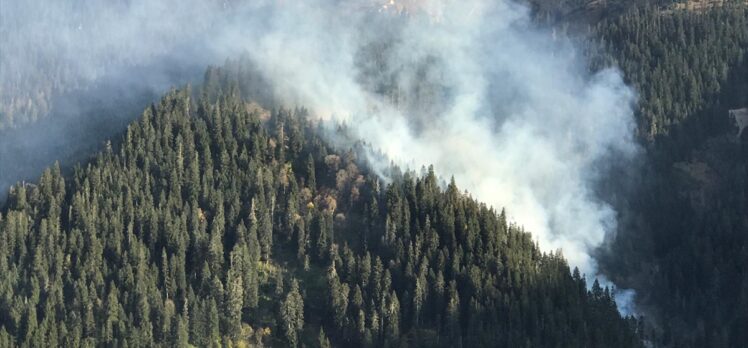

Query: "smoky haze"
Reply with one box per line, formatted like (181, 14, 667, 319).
(0, 0, 238, 195)
(0, 0, 640, 313)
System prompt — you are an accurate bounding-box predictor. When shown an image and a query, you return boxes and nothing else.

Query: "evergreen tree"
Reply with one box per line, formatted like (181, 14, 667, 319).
(281, 279, 304, 347)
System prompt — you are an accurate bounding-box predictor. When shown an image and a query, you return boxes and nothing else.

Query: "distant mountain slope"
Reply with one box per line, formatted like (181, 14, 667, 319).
(593, 5, 748, 144)
(0, 66, 641, 347)
(589, 4, 748, 347)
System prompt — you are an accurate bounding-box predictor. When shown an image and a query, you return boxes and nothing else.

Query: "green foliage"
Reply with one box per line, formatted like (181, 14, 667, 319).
(0, 64, 641, 347)
(593, 5, 748, 147)
(280, 279, 304, 347)
(589, 4, 748, 347)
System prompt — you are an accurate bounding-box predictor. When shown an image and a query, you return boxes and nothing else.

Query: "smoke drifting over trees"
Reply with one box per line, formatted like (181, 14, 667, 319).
(1, 0, 639, 311)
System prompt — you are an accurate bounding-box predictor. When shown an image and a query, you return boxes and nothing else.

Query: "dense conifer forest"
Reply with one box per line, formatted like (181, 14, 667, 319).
(0, 71, 641, 346)
(590, 4, 748, 347)
(3, 1, 748, 347)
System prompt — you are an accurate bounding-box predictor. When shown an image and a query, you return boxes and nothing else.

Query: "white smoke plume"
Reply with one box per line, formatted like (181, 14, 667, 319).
(224, 0, 640, 305)
(1, 0, 640, 313)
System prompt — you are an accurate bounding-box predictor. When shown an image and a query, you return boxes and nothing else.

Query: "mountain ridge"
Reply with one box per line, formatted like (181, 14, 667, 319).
(0, 65, 642, 347)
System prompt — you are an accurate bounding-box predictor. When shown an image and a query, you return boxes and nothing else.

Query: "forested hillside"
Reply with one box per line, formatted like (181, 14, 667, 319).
(588, 4, 748, 347)
(5, 1, 748, 347)
(594, 4, 748, 146)
(0, 69, 641, 347)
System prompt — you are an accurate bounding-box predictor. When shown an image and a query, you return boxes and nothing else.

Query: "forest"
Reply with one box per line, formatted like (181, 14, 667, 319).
(2, 0, 748, 347)
(0, 73, 641, 346)
(592, 4, 748, 347)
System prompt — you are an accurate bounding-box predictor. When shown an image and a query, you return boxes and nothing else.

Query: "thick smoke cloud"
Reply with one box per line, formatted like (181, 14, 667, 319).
(1, 0, 639, 313)
(227, 0, 640, 308)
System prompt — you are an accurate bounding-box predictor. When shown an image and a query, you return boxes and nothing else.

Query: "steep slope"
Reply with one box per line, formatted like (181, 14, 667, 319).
(589, 4, 748, 347)
(0, 68, 641, 347)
